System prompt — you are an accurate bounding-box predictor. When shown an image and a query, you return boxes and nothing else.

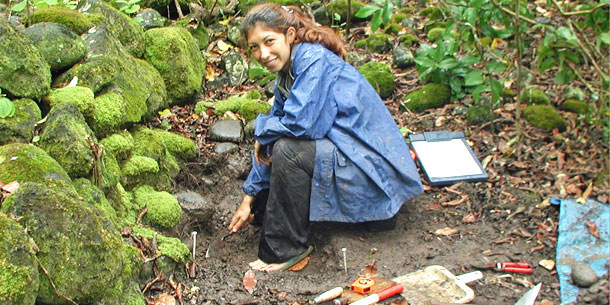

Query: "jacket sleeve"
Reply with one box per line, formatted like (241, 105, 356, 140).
(241, 153, 271, 196)
(254, 46, 339, 146)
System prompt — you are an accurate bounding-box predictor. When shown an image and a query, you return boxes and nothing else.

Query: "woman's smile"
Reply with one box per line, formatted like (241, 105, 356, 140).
(247, 25, 296, 72)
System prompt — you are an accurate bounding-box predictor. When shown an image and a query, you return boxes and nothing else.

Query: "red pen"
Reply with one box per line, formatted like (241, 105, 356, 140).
(349, 284, 404, 305)
(497, 262, 533, 274)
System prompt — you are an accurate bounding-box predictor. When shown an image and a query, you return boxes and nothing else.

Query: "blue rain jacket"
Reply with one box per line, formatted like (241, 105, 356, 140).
(242, 42, 423, 222)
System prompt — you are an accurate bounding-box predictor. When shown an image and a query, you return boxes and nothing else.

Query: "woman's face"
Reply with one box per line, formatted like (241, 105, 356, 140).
(247, 25, 295, 73)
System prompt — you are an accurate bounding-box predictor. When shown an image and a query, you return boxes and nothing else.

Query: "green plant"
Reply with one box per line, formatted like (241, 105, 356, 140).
(116, 0, 141, 15)
(534, 25, 581, 85)
(355, 0, 401, 32)
(10, 0, 77, 12)
(0, 89, 15, 119)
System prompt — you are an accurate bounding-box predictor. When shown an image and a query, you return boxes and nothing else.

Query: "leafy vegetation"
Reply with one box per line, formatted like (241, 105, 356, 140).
(0, 89, 15, 119)
(355, 0, 401, 32)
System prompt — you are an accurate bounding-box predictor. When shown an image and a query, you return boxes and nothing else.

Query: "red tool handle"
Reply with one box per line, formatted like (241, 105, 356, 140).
(376, 284, 404, 300)
(504, 267, 533, 274)
(502, 262, 530, 268)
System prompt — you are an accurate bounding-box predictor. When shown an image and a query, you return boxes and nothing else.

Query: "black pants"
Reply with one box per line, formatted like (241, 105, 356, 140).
(251, 138, 316, 263)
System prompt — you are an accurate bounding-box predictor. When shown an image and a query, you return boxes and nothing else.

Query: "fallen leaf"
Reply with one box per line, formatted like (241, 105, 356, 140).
(1, 181, 19, 194)
(537, 299, 555, 305)
(577, 181, 593, 204)
(217, 40, 232, 52)
(243, 269, 256, 294)
(152, 293, 176, 305)
(205, 65, 216, 81)
(362, 260, 378, 278)
(288, 256, 310, 271)
(423, 201, 441, 211)
(435, 227, 458, 236)
(462, 213, 478, 223)
(586, 219, 600, 238)
(441, 195, 469, 206)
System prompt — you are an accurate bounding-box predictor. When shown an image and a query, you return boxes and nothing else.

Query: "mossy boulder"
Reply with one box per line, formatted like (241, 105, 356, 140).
(132, 225, 190, 263)
(188, 24, 210, 50)
(0, 98, 41, 145)
(43, 86, 94, 117)
(23, 22, 87, 73)
(121, 155, 160, 189)
(0, 213, 39, 305)
(466, 105, 493, 125)
(520, 88, 551, 105)
(210, 90, 271, 121)
(73, 177, 119, 227)
(383, 23, 402, 35)
(420, 6, 442, 20)
(0, 19, 51, 100)
(80, 0, 145, 58)
(144, 26, 206, 105)
(101, 130, 135, 161)
(393, 45, 415, 69)
(358, 62, 395, 99)
(1, 182, 124, 304)
(135, 8, 168, 30)
(403, 83, 451, 112)
(427, 27, 445, 41)
(0, 143, 75, 194)
(325, 0, 366, 23)
(399, 33, 418, 47)
(134, 185, 182, 229)
(523, 105, 566, 132)
(391, 13, 407, 24)
(354, 33, 393, 53)
(39, 102, 97, 178)
(105, 182, 135, 222)
(102, 244, 146, 305)
(560, 98, 590, 114)
(90, 91, 126, 137)
(54, 55, 121, 93)
(25, 7, 101, 34)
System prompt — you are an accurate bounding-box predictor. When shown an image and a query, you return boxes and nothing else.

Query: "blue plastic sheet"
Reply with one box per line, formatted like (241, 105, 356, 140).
(550, 197, 610, 304)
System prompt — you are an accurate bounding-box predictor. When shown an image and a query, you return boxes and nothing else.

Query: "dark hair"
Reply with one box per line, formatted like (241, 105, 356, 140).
(241, 3, 346, 58)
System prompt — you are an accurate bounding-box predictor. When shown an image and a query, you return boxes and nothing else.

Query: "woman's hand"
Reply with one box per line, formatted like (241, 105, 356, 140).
(228, 195, 255, 233)
(254, 140, 273, 166)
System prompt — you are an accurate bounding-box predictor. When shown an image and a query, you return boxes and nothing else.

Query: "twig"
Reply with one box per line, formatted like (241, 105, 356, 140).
(174, 0, 184, 19)
(35, 256, 79, 305)
(346, 0, 351, 38)
(551, 0, 609, 16)
(490, 0, 537, 25)
(514, 0, 523, 159)
(567, 19, 608, 82)
(141, 271, 164, 294)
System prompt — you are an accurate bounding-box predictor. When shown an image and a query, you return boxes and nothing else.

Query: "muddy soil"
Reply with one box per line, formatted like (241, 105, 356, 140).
(160, 145, 561, 305)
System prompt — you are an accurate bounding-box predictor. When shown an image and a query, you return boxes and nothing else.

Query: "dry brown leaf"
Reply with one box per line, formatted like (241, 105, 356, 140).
(462, 213, 478, 223)
(243, 269, 257, 294)
(586, 219, 600, 238)
(152, 293, 176, 305)
(1, 181, 19, 193)
(423, 201, 441, 211)
(362, 260, 378, 278)
(435, 227, 458, 236)
(288, 256, 310, 271)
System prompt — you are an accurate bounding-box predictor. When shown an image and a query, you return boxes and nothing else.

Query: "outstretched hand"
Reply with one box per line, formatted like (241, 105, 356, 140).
(228, 195, 255, 233)
(254, 140, 273, 166)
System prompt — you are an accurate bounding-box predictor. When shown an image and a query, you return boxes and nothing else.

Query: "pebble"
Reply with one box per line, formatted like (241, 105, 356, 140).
(571, 263, 598, 288)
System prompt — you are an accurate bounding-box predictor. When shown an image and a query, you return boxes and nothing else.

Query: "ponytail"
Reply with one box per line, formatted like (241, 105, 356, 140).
(241, 3, 346, 58)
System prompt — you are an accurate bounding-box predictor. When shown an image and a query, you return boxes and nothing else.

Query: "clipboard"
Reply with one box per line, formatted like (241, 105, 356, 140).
(408, 131, 488, 186)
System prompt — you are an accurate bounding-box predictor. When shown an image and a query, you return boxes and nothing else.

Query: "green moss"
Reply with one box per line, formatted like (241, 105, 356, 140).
(0, 19, 51, 101)
(420, 6, 442, 20)
(74, 178, 120, 227)
(523, 105, 566, 132)
(326, 0, 366, 22)
(479, 36, 492, 48)
(427, 27, 445, 41)
(3, 182, 124, 304)
(400, 7, 415, 14)
(122, 155, 160, 176)
(391, 13, 407, 24)
(520, 88, 551, 105)
(187, 24, 210, 50)
(44, 86, 95, 117)
(0, 143, 75, 194)
(102, 244, 145, 305)
(194, 101, 214, 115)
(0, 214, 39, 305)
(24, 22, 87, 73)
(25, 7, 100, 34)
(144, 27, 206, 105)
(354, 33, 393, 53)
(403, 83, 451, 112)
(0, 98, 41, 145)
(383, 23, 402, 35)
(133, 127, 197, 160)
(132, 226, 190, 263)
(133, 186, 182, 229)
(90, 92, 126, 138)
(101, 131, 135, 161)
(399, 33, 418, 47)
(502, 88, 516, 98)
(560, 98, 590, 114)
(54, 55, 120, 93)
(105, 182, 135, 223)
(358, 62, 395, 99)
(466, 105, 493, 125)
(213, 91, 271, 121)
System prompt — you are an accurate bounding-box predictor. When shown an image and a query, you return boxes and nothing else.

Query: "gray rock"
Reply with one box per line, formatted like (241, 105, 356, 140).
(244, 119, 255, 139)
(206, 74, 230, 91)
(313, 5, 330, 26)
(221, 51, 249, 87)
(135, 8, 167, 30)
(174, 191, 215, 231)
(24, 22, 87, 73)
(214, 142, 239, 154)
(209, 119, 243, 143)
(0, 18, 51, 100)
(401, 17, 416, 30)
(562, 86, 587, 101)
(227, 26, 246, 48)
(572, 263, 598, 288)
(207, 23, 227, 41)
(346, 51, 370, 67)
(393, 45, 415, 69)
